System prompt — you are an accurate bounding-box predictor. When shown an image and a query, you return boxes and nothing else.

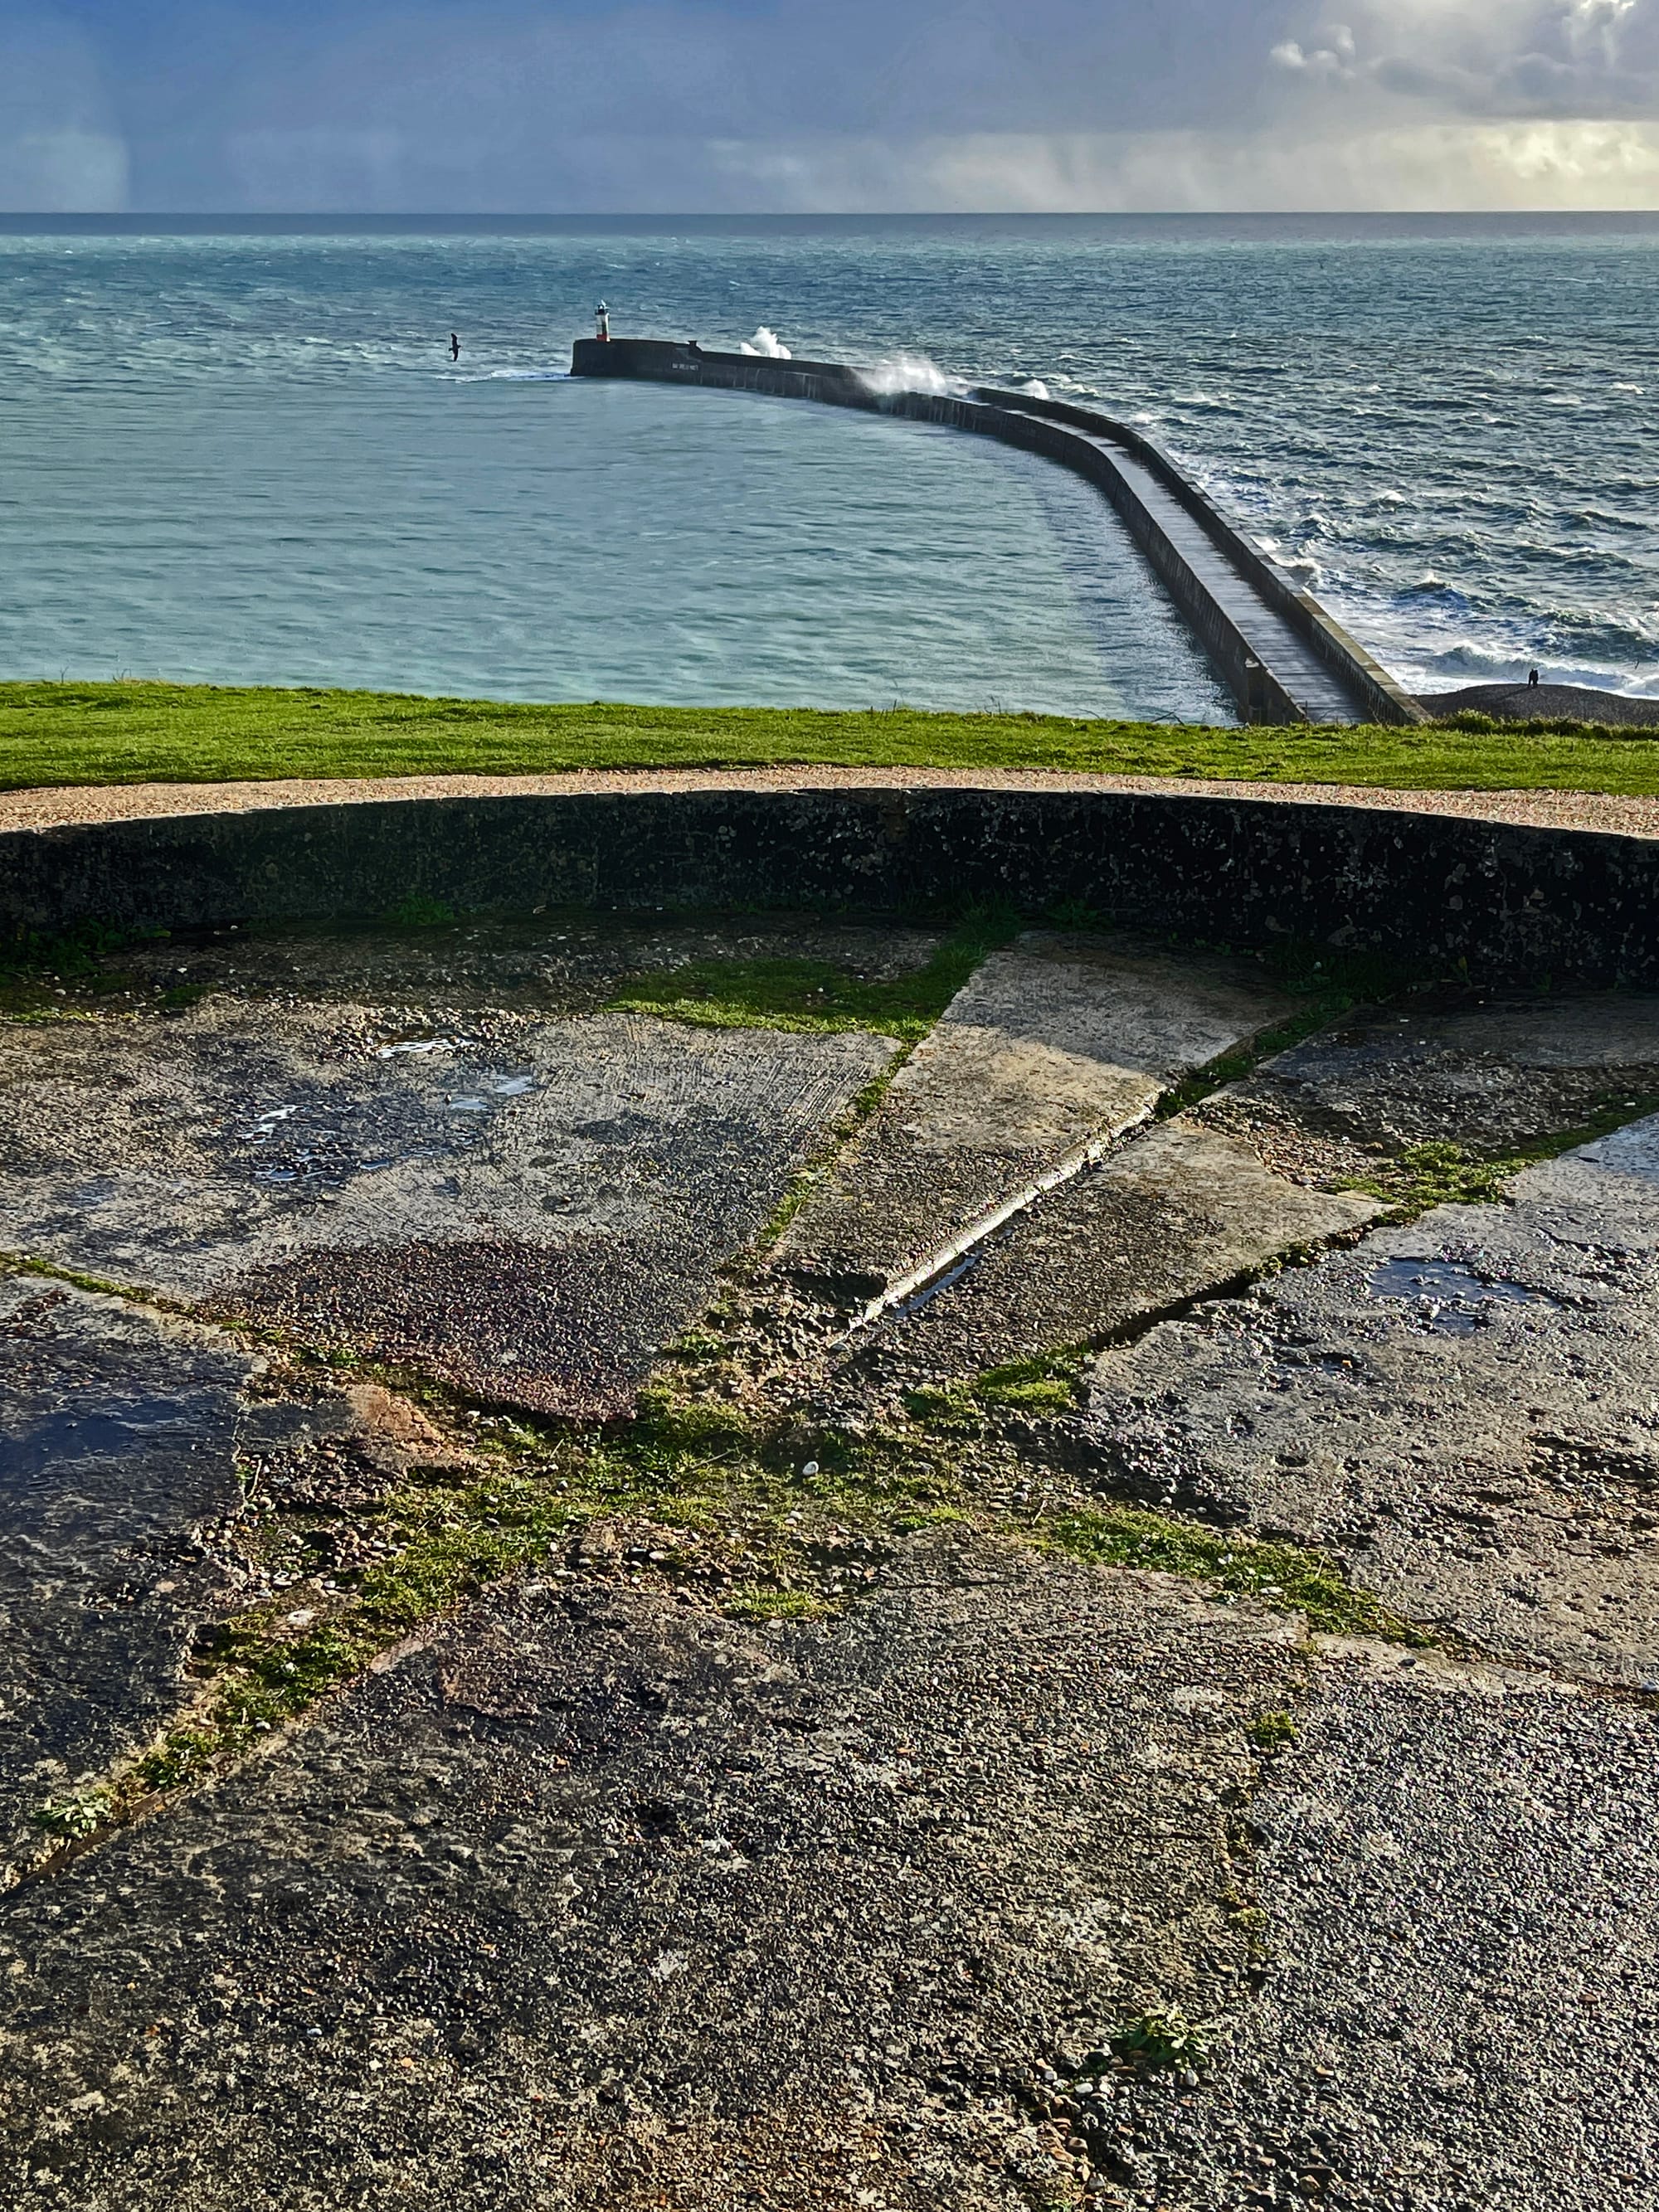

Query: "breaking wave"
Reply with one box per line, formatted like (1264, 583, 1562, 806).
(857, 353, 967, 398)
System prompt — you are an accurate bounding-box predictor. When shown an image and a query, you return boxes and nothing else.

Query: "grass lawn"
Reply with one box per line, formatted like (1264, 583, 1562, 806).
(2, 680, 1657, 795)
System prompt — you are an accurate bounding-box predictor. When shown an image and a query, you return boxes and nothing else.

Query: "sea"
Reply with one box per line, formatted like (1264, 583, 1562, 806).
(2, 213, 1656, 722)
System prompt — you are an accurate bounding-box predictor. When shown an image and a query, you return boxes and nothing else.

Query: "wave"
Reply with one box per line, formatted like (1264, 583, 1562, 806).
(857, 353, 967, 398)
(738, 327, 791, 359)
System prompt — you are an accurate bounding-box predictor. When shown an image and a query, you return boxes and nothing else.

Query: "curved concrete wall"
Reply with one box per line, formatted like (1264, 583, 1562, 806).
(5, 790, 1658, 988)
(570, 338, 1426, 729)
(975, 386, 1424, 729)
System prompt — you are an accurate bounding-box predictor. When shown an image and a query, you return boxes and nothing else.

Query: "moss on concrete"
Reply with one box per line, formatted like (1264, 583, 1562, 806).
(26, 1367, 1422, 1868)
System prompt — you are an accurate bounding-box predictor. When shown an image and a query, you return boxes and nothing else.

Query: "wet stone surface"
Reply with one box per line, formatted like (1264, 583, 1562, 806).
(0, 1276, 253, 1874)
(6, 907, 1659, 2210)
(1086, 1118, 1659, 1685)
(0, 1534, 1303, 2211)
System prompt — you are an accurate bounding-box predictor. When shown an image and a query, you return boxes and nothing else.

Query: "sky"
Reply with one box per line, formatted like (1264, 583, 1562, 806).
(1, 0, 1657, 212)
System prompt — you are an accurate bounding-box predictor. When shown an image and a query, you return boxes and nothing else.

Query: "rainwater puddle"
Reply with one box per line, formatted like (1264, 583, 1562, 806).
(1366, 1256, 1559, 1334)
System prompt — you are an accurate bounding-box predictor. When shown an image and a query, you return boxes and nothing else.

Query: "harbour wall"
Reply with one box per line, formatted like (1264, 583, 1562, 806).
(5, 788, 1657, 987)
(570, 338, 1425, 729)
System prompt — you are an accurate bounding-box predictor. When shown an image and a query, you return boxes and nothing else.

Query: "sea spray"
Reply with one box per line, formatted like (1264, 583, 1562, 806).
(857, 354, 967, 398)
(739, 328, 791, 358)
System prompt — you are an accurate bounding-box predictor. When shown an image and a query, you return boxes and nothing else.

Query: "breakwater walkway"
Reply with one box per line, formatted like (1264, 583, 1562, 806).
(571, 337, 1426, 731)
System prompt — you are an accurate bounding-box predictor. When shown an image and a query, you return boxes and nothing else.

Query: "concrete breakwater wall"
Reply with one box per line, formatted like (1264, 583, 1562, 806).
(570, 337, 1425, 730)
(6, 788, 1659, 986)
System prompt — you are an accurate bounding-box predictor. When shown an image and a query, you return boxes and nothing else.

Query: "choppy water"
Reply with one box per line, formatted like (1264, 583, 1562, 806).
(2, 215, 1656, 711)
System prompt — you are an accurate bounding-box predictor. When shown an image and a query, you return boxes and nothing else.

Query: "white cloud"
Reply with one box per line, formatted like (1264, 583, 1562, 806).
(1267, 0, 1658, 119)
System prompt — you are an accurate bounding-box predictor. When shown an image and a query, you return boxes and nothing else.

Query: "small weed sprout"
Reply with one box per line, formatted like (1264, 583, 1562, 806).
(1247, 1709, 1300, 1753)
(33, 1786, 114, 1840)
(1111, 2006, 1219, 2073)
(384, 894, 457, 929)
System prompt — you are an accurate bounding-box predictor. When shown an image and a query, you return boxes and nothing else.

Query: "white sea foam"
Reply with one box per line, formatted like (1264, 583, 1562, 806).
(1014, 378, 1052, 401)
(857, 353, 966, 398)
(738, 327, 791, 358)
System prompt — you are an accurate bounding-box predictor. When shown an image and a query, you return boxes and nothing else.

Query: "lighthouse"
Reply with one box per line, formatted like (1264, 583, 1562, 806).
(595, 301, 611, 343)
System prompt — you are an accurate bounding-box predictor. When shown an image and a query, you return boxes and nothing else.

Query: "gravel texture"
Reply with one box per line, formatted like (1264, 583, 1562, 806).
(1120, 1644, 1659, 2211)
(0, 1532, 1304, 2210)
(4, 766, 1659, 841)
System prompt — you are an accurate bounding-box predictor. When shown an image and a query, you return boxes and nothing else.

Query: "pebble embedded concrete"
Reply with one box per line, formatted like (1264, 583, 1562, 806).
(4, 911, 1659, 2210)
(0, 998, 889, 1417)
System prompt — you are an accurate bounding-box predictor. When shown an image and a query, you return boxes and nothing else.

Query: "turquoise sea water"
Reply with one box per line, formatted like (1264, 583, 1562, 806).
(2, 215, 1656, 712)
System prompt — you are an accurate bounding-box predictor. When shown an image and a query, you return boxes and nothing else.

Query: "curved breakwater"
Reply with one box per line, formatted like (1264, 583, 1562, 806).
(570, 337, 1427, 730)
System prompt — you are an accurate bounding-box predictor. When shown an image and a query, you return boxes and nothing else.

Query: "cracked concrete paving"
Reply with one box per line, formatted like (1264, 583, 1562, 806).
(773, 935, 1303, 1304)
(0, 1271, 470, 1883)
(0, 999, 889, 1416)
(826, 1120, 1384, 1407)
(9, 918, 1659, 2210)
(1087, 1115, 1659, 1685)
(0, 1534, 1304, 2212)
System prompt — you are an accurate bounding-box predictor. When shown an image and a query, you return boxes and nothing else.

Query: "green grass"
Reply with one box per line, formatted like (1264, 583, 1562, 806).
(1338, 1091, 1659, 1215)
(3, 681, 1658, 794)
(609, 907, 1020, 1040)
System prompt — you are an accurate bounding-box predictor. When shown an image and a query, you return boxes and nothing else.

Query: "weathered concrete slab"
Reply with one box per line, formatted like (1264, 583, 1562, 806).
(0, 1003, 889, 1417)
(1087, 1116, 1659, 1683)
(1199, 989, 1659, 1185)
(1117, 1647, 1659, 2211)
(0, 1274, 469, 1882)
(0, 1275, 251, 1876)
(839, 1119, 1383, 1395)
(0, 1534, 1301, 2211)
(775, 935, 1301, 1305)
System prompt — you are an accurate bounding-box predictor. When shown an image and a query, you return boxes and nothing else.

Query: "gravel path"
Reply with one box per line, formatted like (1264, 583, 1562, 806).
(3, 766, 1659, 840)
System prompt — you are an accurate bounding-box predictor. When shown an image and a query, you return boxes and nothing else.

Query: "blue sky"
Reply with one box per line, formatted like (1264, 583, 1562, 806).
(2, 0, 1656, 210)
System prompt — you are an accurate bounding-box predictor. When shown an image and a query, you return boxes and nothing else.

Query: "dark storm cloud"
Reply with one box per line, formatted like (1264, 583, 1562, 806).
(1, 0, 1656, 208)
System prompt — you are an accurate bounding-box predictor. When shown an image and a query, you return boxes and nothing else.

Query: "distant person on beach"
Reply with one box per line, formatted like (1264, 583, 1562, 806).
(450, 333, 460, 362)
(1529, 668, 1540, 687)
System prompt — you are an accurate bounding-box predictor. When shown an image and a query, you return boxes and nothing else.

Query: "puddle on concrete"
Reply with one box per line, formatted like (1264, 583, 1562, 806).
(1365, 1255, 1559, 1334)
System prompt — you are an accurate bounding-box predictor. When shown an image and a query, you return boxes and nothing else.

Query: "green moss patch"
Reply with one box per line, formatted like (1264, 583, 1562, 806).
(1037, 1503, 1432, 1641)
(1339, 1090, 1659, 1216)
(610, 908, 1020, 1041)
